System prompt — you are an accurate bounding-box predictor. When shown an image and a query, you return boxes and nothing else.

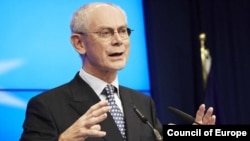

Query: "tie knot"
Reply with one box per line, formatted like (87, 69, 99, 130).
(103, 84, 115, 96)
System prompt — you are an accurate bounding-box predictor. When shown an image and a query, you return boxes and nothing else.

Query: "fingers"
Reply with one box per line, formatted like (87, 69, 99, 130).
(202, 107, 214, 124)
(82, 100, 110, 127)
(84, 100, 110, 117)
(59, 100, 111, 141)
(82, 100, 111, 127)
(78, 124, 106, 138)
(194, 104, 216, 125)
(90, 124, 102, 130)
(194, 104, 205, 124)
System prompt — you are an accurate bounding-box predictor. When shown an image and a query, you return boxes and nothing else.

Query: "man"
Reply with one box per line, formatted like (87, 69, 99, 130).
(20, 2, 216, 141)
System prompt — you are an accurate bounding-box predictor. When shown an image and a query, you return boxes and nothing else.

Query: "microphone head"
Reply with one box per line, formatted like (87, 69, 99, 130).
(133, 105, 148, 123)
(133, 105, 163, 141)
(167, 106, 198, 124)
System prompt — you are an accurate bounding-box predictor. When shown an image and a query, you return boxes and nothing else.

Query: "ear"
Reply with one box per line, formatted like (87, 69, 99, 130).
(70, 34, 86, 54)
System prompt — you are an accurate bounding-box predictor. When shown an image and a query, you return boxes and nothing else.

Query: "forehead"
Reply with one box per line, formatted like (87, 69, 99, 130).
(87, 5, 127, 29)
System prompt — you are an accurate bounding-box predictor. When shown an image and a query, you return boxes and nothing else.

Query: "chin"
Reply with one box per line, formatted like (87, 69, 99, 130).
(112, 61, 126, 68)
(113, 65, 126, 70)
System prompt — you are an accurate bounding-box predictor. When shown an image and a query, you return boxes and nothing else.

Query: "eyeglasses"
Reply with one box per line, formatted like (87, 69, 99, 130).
(76, 27, 133, 40)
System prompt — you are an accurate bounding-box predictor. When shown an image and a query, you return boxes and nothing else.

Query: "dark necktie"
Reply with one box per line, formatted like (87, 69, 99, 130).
(103, 84, 126, 140)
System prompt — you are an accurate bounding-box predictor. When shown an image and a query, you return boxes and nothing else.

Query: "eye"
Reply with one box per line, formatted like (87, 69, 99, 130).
(100, 29, 112, 37)
(119, 28, 128, 34)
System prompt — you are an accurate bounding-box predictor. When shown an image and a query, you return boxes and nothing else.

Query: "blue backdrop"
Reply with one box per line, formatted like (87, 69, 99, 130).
(0, 0, 149, 140)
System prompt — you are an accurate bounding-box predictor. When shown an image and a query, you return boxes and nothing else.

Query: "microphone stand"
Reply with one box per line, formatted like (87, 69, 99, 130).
(133, 106, 163, 141)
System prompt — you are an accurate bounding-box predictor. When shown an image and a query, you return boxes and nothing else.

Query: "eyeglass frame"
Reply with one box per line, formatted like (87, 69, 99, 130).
(74, 27, 133, 40)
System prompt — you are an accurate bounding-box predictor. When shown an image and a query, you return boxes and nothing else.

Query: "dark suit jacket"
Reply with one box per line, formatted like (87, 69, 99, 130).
(20, 73, 162, 141)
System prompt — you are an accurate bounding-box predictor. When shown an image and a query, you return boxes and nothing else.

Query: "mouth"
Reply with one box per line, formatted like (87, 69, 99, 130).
(109, 52, 123, 57)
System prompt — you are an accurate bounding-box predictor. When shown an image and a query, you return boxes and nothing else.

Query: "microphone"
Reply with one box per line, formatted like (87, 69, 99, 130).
(167, 106, 201, 125)
(133, 105, 163, 141)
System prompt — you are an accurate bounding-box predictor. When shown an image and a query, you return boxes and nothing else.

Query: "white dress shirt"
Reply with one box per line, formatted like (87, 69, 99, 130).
(79, 68, 124, 113)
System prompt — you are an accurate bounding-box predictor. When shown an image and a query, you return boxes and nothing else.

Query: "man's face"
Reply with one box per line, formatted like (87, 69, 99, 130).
(82, 5, 130, 74)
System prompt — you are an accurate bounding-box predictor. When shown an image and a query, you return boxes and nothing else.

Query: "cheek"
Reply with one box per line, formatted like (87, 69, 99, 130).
(86, 41, 105, 56)
(125, 48, 130, 58)
(89, 48, 105, 61)
(125, 43, 130, 55)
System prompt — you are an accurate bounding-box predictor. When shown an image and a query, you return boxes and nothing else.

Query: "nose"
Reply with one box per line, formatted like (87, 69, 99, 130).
(111, 32, 123, 46)
(112, 31, 123, 41)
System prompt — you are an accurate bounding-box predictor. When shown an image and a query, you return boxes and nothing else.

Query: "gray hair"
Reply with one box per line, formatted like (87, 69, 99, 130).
(70, 2, 127, 33)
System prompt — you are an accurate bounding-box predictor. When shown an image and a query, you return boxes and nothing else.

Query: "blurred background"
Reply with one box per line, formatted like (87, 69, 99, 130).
(143, 0, 250, 126)
(1, 0, 250, 140)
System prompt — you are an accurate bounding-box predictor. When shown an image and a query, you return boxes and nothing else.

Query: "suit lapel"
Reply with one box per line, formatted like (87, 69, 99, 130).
(68, 74, 100, 115)
(68, 74, 124, 141)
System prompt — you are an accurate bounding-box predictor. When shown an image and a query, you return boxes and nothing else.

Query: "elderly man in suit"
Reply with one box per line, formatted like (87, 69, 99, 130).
(20, 2, 216, 141)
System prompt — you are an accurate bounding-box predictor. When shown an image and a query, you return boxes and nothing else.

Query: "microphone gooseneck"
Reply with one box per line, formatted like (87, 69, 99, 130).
(133, 105, 163, 141)
(167, 106, 201, 125)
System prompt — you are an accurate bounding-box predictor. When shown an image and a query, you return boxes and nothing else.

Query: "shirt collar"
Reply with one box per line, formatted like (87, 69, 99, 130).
(79, 68, 119, 96)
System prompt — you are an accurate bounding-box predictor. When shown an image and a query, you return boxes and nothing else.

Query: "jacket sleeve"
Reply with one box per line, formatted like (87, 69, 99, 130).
(20, 96, 59, 141)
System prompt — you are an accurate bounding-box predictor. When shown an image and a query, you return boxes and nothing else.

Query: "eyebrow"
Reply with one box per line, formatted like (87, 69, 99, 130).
(96, 25, 128, 30)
